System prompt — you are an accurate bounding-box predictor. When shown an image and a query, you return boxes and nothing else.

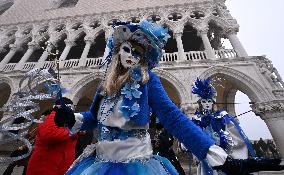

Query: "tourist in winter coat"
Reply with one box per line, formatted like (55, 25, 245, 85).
(26, 98, 79, 175)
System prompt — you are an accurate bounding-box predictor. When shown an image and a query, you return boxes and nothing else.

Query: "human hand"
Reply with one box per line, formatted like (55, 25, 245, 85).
(77, 131, 87, 136)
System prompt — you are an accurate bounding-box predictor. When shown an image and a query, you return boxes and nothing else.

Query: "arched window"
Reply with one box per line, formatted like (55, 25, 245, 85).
(88, 32, 106, 58)
(182, 24, 203, 51)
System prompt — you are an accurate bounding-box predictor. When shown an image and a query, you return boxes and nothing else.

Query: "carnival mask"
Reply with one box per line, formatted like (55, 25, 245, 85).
(119, 42, 141, 69)
(200, 98, 214, 110)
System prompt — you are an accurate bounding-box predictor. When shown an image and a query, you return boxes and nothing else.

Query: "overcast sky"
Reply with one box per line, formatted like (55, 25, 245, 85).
(226, 0, 284, 140)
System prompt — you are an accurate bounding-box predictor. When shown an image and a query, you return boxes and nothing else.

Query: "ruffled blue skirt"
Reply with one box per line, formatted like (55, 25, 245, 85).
(66, 155, 178, 175)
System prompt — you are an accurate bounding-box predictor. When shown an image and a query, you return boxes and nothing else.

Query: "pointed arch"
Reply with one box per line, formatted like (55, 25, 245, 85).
(67, 72, 104, 105)
(199, 66, 273, 102)
(153, 69, 189, 104)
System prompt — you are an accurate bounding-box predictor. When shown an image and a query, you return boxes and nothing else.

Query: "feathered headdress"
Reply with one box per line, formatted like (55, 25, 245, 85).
(102, 20, 170, 69)
(192, 78, 216, 100)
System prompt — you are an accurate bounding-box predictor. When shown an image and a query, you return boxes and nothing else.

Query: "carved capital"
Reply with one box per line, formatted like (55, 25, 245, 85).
(27, 41, 40, 50)
(196, 25, 209, 36)
(66, 29, 83, 43)
(84, 36, 95, 43)
(9, 43, 22, 51)
(223, 27, 239, 36)
(64, 39, 76, 46)
(251, 100, 284, 120)
(49, 31, 66, 46)
(173, 32, 182, 39)
(272, 90, 284, 99)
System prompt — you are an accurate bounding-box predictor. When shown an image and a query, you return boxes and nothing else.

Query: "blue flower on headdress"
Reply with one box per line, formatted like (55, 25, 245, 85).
(130, 66, 142, 82)
(192, 78, 216, 99)
(121, 83, 142, 100)
(119, 102, 140, 120)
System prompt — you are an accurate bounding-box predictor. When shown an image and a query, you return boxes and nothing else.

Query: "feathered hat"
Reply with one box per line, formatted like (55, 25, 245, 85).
(103, 21, 170, 69)
(192, 78, 216, 100)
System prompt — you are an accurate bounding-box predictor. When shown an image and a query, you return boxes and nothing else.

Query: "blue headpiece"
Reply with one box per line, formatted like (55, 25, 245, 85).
(192, 78, 216, 100)
(103, 20, 170, 69)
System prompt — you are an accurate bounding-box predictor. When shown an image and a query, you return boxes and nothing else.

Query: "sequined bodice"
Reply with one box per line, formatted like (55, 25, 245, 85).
(95, 94, 152, 162)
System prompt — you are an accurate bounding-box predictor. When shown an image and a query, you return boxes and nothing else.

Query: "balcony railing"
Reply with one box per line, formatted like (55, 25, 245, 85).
(0, 49, 238, 72)
(186, 51, 207, 60)
(43, 61, 56, 69)
(86, 57, 103, 67)
(63, 59, 79, 68)
(160, 52, 178, 62)
(2, 63, 16, 71)
(22, 62, 36, 71)
(215, 49, 237, 59)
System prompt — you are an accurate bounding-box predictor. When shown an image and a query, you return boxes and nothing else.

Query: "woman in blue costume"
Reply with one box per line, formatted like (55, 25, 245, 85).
(191, 78, 284, 175)
(66, 21, 283, 175)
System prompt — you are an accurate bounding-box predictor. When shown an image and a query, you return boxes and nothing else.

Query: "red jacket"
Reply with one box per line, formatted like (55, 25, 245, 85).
(27, 111, 78, 175)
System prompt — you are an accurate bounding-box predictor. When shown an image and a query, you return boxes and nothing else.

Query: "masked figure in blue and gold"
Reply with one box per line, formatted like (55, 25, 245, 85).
(191, 78, 284, 175)
(65, 21, 284, 175)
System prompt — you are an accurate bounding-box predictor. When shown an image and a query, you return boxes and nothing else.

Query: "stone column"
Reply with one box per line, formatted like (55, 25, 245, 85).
(174, 32, 186, 61)
(59, 40, 76, 61)
(227, 32, 248, 57)
(15, 43, 38, 70)
(36, 44, 54, 68)
(252, 101, 284, 159)
(0, 45, 19, 70)
(78, 39, 93, 67)
(198, 30, 216, 60)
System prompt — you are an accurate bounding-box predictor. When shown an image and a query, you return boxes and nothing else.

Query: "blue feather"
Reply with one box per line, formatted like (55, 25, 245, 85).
(192, 78, 216, 99)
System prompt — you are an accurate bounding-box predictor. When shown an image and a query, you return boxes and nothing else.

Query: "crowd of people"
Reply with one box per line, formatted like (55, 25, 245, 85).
(2, 20, 284, 175)
(253, 138, 280, 159)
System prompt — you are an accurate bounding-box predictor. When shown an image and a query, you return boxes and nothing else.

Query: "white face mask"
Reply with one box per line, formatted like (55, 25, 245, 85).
(200, 98, 214, 110)
(119, 42, 141, 69)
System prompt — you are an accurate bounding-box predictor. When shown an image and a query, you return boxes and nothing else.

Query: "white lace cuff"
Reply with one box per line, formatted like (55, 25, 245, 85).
(70, 113, 84, 133)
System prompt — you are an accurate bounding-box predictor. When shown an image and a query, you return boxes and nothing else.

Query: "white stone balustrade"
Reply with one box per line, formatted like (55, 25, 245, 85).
(2, 63, 16, 71)
(215, 49, 237, 59)
(0, 49, 241, 71)
(62, 59, 79, 68)
(85, 57, 103, 67)
(161, 52, 178, 62)
(43, 61, 56, 69)
(22, 62, 36, 71)
(185, 51, 207, 60)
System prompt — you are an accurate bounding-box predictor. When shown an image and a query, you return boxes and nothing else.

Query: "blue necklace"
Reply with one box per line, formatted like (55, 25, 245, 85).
(99, 92, 120, 123)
